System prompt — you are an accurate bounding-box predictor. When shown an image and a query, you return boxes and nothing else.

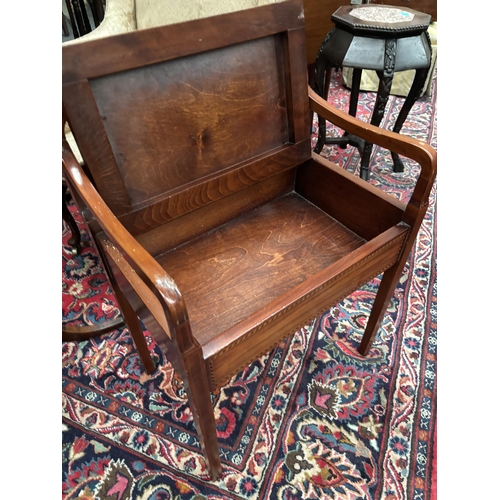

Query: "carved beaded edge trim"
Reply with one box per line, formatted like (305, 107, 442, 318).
(208, 230, 408, 388)
(332, 20, 430, 34)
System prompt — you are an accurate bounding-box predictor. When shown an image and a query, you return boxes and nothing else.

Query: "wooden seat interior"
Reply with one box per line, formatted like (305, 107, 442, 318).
(62, 0, 436, 480)
(160, 193, 366, 346)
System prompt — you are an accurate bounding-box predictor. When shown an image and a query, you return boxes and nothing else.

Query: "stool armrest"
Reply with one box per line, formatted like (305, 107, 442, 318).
(308, 86, 437, 223)
(62, 140, 196, 354)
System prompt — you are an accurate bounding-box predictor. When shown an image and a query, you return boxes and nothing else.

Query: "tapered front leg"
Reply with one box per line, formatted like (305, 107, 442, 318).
(358, 262, 403, 356)
(149, 323, 222, 479)
(348, 68, 362, 118)
(359, 201, 430, 355)
(95, 235, 223, 479)
(359, 38, 397, 181)
(180, 345, 222, 480)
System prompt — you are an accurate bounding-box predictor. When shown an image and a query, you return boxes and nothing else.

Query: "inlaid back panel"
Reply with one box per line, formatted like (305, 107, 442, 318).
(89, 36, 288, 207)
(63, 0, 310, 233)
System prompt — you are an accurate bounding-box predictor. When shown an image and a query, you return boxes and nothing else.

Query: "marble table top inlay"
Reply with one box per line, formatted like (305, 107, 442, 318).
(350, 6, 415, 24)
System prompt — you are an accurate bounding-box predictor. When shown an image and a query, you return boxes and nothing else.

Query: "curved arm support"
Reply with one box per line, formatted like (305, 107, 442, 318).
(308, 86, 437, 225)
(62, 141, 196, 353)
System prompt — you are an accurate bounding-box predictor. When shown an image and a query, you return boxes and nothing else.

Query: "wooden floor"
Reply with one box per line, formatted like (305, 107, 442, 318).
(158, 193, 366, 345)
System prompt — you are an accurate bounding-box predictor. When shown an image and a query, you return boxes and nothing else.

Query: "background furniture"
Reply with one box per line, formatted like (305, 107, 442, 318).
(63, 0, 436, 480)
(302, 0, 369, 78)
(64, 0, 106, 39)
(62, 181, 80, 255)
(342, 20, 437, 98)
(314, 4, 432, 180)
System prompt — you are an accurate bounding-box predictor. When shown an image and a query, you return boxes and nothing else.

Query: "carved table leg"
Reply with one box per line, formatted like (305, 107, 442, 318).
(390, 67, 429, 172)
(336, 67, 363, 149)
(359, 71, 393, 181)
(348, 68, 362, 118)
(314, 65, 363, 154)
(313, 53, 329, 154)
(358, 39, 396, 181)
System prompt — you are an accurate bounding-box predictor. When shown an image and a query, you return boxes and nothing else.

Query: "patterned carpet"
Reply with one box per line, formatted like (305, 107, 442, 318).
(62, 69, 437, 500)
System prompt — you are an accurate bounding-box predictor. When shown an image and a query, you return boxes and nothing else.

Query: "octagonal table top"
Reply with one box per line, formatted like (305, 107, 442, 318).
(332, 4, 431, 37)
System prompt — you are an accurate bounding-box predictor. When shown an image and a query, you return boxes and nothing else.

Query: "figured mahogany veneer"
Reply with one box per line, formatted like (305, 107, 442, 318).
(62, 0, 436, 481)
(161, 193, 366, 343)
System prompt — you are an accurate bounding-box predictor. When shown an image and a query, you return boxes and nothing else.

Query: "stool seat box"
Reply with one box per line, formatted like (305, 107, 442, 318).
(62, 0, 436, 479)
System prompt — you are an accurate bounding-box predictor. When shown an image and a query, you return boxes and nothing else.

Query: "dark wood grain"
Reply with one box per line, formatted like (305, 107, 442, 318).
(119, 142, 309, 237)
(206, 224, 409, 387)
(63, 81, 133, 216)
(89, 36, 288, 207)
(62, 0, 306, 83)
(62, 0, 437, 480)
(296, 153, 405, 240)
(62, 8, 311, 230)
(157, 193, 365, 345)
(135, 168, 296, 257)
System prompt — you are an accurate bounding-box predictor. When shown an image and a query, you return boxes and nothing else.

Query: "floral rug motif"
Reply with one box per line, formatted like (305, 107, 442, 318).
(62, 69, 437, 500)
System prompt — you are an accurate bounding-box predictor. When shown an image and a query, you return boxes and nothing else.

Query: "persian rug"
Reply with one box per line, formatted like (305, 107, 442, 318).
(62, 69, 437, 500)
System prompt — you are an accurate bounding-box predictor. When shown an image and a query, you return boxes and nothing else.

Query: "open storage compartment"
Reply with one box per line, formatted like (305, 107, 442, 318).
(63, 0, 436, 480)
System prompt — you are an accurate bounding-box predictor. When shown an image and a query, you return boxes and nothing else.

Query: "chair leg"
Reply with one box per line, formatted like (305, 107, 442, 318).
(359, 213, 427, 355)
(180, 346, 222, 480)
(94, 240, 222, 478)
(96, 240, 157, 375)
(358, 71, 393, 181)
(358, 262, 402, 355)
(143, 318, 222, 479)
(112, 283, 157, 375)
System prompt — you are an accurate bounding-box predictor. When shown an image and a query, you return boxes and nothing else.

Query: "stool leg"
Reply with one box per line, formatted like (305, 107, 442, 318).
(359, 72, 393, 181)
(96, 239, 157, 375)
(111, 283, 157, 375)
(390, 67, 429, 172)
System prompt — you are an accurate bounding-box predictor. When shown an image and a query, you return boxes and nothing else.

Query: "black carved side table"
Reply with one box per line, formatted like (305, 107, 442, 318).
(314, 5, 432, 181)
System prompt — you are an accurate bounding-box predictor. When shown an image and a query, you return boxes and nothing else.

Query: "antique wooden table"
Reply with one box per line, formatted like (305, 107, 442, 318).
(314, 4, 432, 180)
